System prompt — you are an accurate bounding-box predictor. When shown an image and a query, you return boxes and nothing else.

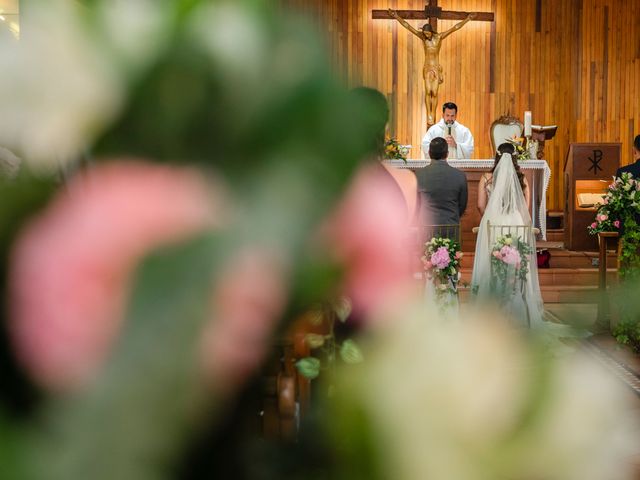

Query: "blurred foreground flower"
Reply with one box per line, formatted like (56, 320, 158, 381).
(325, 163, 415, 321)
(9, 160, 221, 391)
(328, 303, 640, 480)
(201, 247, 289, 396)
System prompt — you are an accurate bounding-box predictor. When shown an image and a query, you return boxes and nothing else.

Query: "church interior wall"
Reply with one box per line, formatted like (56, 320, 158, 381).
(281, 0, 640, 212)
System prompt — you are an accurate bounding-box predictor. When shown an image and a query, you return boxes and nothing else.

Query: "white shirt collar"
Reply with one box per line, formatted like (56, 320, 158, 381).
(437, 119, 458, 129)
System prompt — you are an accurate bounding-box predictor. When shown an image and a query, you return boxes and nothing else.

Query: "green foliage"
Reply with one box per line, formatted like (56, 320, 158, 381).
(587, 172, 640, 279)
(296, 357, 321, 380)
(618, 215, 640, 282)
(613, 319, 640, 353)
(29, 234, 221, 480)
(0, 1, 397, 478)
(294, 299, 363, 382)
(339, 339, 364, 365)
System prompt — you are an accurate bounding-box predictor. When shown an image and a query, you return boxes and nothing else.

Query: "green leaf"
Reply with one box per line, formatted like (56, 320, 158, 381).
(296, 357, 321, 379)
(333, 297, 352, 323)
(305, 333, 325, 349)
(340, 339, 364, 364)
(31, 233, 221, 480)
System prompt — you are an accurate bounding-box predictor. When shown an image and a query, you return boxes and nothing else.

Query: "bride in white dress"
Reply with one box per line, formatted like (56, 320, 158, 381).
(471, 143, 545, 328)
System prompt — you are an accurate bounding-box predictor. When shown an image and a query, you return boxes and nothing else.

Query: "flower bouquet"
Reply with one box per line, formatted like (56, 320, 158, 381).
(504, 136, 531, 162)
(490, 233, 532, 301)
(587, 212, 620, 236)
(586, 173, 640, 236)
(421, 237, 463, 309)
(588, 172, 640, 280)
(384, 137, 409, 162)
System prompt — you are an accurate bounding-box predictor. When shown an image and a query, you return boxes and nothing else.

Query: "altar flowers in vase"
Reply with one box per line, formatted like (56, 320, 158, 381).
(422, 237, 463, 311)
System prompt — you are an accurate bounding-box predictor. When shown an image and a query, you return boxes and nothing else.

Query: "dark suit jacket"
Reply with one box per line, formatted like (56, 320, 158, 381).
(416, 159, 468, 228)
(616, 159, 640, 180)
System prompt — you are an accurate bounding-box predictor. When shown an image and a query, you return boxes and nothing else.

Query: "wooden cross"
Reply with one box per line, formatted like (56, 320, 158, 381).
(372, 0, 494, 31)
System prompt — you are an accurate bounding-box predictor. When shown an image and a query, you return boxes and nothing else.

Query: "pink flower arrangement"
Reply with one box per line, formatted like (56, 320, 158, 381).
(488, 234, 532, 288)
(8, 159, 425, 394)
(422, 236, 463, 304)
(430, 246, 451, 269)
(324, 163, 415, 319)
(7, 160, 288, 397)
(589, 172, 639, 236)
(498, 245, 522, 267)
(9, 161, 225, 391)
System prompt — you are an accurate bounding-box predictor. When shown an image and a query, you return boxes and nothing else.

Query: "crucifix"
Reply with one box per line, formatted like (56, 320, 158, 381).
(373, 1, 494, 126)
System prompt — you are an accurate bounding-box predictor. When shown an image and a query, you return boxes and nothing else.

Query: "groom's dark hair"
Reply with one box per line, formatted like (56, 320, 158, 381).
(429, 137, 448, 160)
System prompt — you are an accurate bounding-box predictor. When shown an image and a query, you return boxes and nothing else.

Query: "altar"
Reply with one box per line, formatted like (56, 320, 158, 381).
(387, 159, 551, 250)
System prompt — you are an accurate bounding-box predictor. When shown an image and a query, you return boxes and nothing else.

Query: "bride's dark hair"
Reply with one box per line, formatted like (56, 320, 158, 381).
(491, 142, 526, 191)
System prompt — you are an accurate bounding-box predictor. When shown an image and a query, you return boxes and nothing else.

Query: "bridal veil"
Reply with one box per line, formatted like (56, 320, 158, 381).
(471, 153, 545, 327)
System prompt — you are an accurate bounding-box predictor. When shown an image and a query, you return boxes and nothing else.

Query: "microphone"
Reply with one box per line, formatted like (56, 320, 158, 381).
(446, 121, 453, 136)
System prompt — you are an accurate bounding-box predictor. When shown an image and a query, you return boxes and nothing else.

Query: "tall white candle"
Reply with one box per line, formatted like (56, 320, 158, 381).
(524, 111, 532, 137)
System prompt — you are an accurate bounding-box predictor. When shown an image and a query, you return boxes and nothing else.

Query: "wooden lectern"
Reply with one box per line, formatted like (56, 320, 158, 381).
(564, 143, 620, 251)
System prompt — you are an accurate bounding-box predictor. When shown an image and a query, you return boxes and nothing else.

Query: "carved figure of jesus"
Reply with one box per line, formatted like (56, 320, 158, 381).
(388, 9, 475, 126)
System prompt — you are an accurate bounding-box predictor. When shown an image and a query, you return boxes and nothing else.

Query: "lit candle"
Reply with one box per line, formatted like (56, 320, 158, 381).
(524, 111, 532, 137)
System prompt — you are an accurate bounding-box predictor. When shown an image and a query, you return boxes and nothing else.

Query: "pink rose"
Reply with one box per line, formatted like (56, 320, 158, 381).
(200, 247, 288, 396)
(9, 160, 223, 392)
(430, 246, 451, 269)
(603, 197, 609, 204)
(499, 245, 521, 267)
(326, 163, 414, 318)
(598, 214, 608, 222)
(614, 220, 621, 228)
(455, 251, 463, 259)
(423, 259, 433, 271)
(591, 222, 598, 229)
(492, 250, 502, 258)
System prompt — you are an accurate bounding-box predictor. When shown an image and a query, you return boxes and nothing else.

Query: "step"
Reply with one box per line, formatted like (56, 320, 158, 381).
(546, 228, 565, 242)
(458, 250, 617, 269)
(457, 285, 600, 304)
(458, 267, 617, 287)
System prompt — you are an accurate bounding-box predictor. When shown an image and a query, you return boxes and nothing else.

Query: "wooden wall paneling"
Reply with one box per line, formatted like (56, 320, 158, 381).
(281, 0, 640, 211)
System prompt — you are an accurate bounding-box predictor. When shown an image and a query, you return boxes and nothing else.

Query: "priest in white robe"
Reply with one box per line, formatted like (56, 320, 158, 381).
(421, 102, 474, 160)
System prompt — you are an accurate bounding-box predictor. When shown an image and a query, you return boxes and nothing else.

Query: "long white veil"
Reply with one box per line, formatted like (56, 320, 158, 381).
(471, 153, 545, 327)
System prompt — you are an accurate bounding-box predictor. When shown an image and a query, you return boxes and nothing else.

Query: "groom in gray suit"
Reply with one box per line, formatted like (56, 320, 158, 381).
(416, 137, 468, 241)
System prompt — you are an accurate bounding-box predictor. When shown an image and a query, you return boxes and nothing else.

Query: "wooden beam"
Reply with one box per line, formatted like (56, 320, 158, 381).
(372, 9, 494, 22)
(439, 10, 494, 21)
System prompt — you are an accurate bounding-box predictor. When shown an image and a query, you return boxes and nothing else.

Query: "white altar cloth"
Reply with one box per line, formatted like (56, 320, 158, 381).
(386, 159, 551, 240)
